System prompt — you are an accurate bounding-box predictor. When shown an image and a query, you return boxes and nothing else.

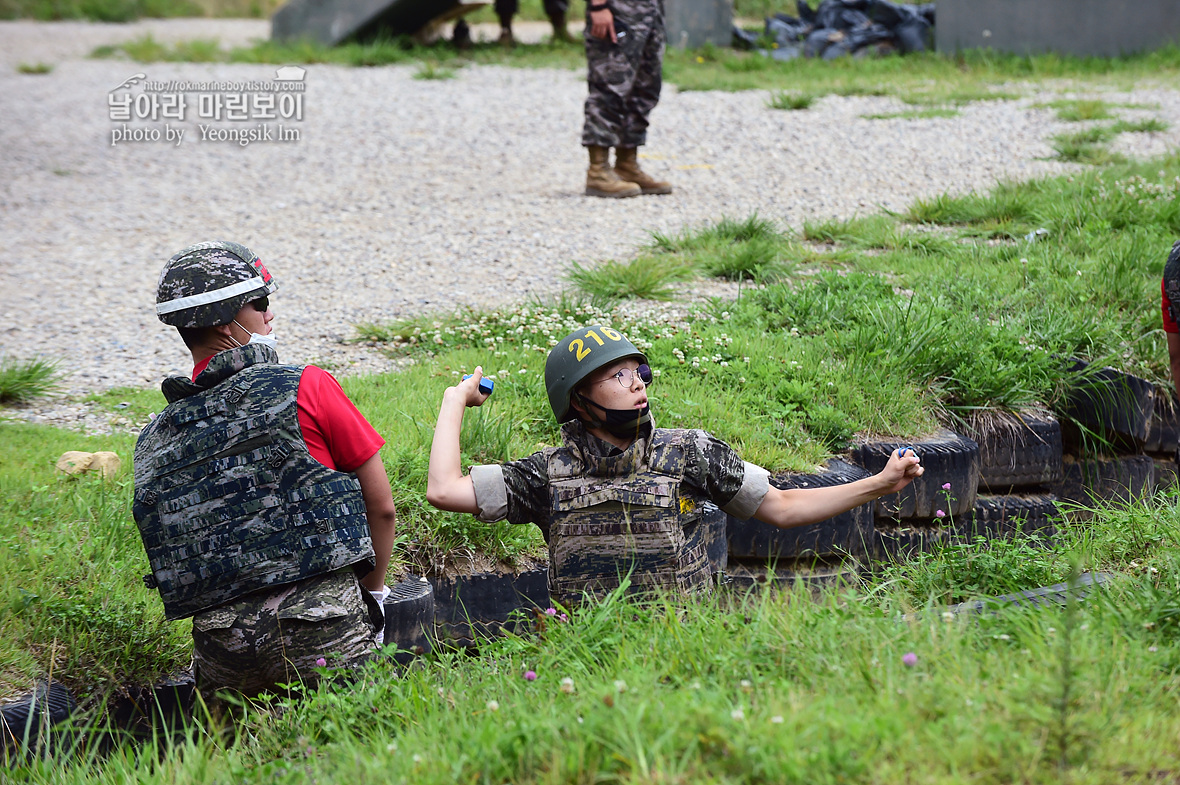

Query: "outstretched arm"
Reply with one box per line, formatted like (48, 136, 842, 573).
(752, 449, 923, 530)
(426, 367, 490, 514)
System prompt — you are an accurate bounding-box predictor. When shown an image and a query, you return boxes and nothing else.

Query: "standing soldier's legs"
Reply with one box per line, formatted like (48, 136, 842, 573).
(583, 17, 641, 198)
(544, 0, 573, 42)
(495, 0, 517, 45)
(613, 12, 673, 194)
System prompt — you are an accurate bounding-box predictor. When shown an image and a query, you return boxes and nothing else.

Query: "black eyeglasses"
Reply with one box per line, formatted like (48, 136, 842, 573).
(595, 364, 653, 388)
(250, 296, 269, 312)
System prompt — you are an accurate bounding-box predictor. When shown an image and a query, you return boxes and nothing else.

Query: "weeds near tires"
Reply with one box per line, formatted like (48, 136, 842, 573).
(0, 357, 61, 404)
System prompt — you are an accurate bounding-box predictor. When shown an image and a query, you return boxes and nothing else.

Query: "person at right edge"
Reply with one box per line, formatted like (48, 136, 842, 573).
(1160, 239, 1180, 404)
(426, 326, 923, 608)
(582, 0, 673, 198)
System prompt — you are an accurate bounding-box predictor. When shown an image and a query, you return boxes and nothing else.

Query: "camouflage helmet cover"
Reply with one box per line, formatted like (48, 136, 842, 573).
(544, 325, 647, 422)
(156, 240, 278, 328)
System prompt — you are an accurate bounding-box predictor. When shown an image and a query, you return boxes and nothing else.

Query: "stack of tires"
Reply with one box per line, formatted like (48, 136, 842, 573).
(1146, 392, 1180, 493)
(724, 459, 874, 588)
(962, 410, 1063, 540)
(849, 430, 981, 562)
(1052, 361, 1157, 517)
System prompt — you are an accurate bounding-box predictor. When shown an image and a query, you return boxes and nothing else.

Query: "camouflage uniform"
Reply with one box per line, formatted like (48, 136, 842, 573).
(582, 0, 666, 148)
(133, 343, 381, 697)
(470, 421, 770, 606)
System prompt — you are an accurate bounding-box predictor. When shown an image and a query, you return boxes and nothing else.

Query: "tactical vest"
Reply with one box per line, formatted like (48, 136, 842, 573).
(133, 344, 375, 620)
(546, 425, 712, 606)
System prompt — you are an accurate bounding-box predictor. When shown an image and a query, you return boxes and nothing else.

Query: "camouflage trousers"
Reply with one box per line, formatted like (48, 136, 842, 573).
(192, 568, 380, 698)
(582, 0, 665, 149)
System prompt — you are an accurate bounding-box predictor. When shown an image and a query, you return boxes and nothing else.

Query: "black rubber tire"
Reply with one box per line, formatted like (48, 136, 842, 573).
(383, 576, 435, 663)
(726, 459, 873, 560)
(870, 525, 946, 562)
(723, 556, 860, 593)
(1, 681, 76, 760)
(1152, 457, 1179, 494)
(957, 493, 1060, 540)
(1059, 360, 1155, 451)
(1145, 393, 1180, 454)
(1051, 454, 1155, 514)
(969, 410, 1063, 492)
(850, 429, 980, 520)
(107, 671, 195, 737)
(429, 568, 550, 647)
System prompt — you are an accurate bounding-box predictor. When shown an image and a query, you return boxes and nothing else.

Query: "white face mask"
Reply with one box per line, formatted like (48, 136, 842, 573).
(231, 320, 277, 351)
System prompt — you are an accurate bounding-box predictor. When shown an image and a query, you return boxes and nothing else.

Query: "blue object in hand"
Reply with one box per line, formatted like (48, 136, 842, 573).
(462, 374, 494, 396)
(898, 446, 915, 459)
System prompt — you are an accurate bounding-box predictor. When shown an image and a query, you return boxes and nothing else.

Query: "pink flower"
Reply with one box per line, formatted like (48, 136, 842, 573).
(935, 510, 946, 518)
(902, 652, 917, 667)
(315, 657, 327, 667)
(941, 483, 951, 490)
(545, 608, 558, 616)
(560, 613, 568, 622)
(524, 670, 537, 681)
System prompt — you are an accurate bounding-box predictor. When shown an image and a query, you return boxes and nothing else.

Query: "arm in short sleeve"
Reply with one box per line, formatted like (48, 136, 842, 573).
(682, 430, 770, 520)
(1164, 278, 1180, 333)
(470, 450, 551, 526)
(297, 366, 385, 472)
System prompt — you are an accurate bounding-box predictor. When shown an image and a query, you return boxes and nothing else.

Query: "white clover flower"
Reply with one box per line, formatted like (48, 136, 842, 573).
(740, 680, 752, 691)
(770, 715, 784, 724)
(614, 680, 627, 693)
(561, 677, 576, 694)
(486, 700, 500, 712)
(731, 709, 745, 721)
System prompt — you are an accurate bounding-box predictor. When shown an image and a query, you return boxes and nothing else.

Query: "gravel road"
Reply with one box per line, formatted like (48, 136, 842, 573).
(2, 19, 1178, 433)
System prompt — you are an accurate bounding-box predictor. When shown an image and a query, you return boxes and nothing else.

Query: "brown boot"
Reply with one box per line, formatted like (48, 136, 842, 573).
(549, 11, 574, 42)
(585, 146, 641, 198)
(613, 147, 673, 195)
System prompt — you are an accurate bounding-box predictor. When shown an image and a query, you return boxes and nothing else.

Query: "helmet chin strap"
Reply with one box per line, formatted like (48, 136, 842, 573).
(574, 393, 650, 437)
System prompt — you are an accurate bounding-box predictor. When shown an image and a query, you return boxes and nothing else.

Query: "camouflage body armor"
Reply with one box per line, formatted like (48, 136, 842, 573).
(547, 426, 712, 606)
(133, 344, 375, 620)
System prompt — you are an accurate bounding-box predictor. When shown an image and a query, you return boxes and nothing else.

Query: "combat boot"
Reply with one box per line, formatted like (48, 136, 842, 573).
(585, 146, 641, 198)
(549, 10, 574, 42)
(613, 147, 673, 195)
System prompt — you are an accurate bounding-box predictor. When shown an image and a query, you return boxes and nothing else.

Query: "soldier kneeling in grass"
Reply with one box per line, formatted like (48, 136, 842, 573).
(133, 242, 398, 700)
(426, 325, 924, 608)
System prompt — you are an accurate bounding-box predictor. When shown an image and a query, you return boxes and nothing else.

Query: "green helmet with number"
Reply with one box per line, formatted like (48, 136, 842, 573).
(545, 325, 647, 422)
(155, 240, 278, 329)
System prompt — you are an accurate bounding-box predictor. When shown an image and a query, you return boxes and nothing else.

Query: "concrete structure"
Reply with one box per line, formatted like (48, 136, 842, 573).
(665, 0, 732, 49)
(936, 0, 1180, 57)
(272, 0, 486, 45)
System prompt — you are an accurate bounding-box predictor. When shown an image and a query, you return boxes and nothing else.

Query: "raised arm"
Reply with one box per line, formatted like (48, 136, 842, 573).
(426, 367, 490, 514)
(752, 449, 923, 530)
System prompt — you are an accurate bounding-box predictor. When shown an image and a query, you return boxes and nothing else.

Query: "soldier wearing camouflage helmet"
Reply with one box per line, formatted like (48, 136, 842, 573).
(134, 241, 398, 698)
(581, 0, 673, 198)
(427, 325, 924, 608)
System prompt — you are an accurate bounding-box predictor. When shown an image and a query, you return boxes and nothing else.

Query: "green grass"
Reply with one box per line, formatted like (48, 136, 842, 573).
(566, 256, 695, 301)
(16, 62, 53, 74)
(7, 141, 1180, 780)
(0, 357, 61, 404)
(861, 107, 959, 120)
(1048, 98, 1116, 122)
(412, 60, 458, 80)
(766, 90, 814, 111)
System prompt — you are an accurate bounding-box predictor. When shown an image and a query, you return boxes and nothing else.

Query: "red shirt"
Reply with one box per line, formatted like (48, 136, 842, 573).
(191, 357, 384, 471)
(1164, 279, 1179, 334)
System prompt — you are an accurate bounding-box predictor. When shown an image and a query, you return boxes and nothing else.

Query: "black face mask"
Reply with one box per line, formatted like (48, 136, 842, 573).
(575, 394, 651, 437)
